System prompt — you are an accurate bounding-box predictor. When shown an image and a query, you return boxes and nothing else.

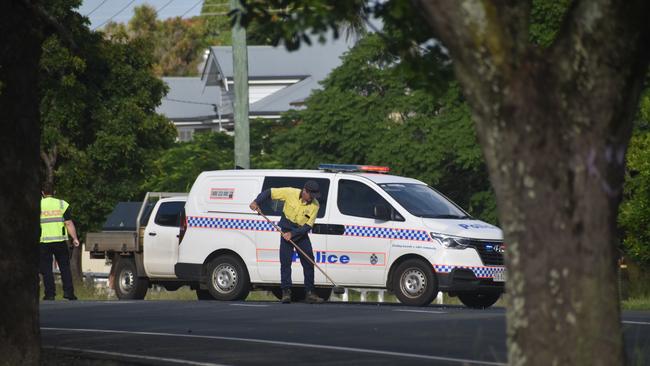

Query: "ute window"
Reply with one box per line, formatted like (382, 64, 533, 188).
(260, 177, 330, 218)
(337, 179, 402, 220)
(154, 201, 185, 227)
(379, 183, 469, 219)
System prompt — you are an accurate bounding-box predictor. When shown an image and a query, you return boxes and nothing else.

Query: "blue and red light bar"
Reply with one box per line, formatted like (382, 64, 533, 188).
(318, 164, 391, 173)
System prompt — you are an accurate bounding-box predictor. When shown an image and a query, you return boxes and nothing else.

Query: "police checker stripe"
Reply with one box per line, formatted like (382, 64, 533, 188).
(344, 225, 431, 242)
(188, 216, 431, 242)
(187, 216, 276, 232)
(434, 264, 505, 279)
(256, 248, 387, 266)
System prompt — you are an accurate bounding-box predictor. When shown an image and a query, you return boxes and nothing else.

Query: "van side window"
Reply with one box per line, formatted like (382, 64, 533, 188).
(261, 177, 329, 218)
(338, 179, 400, 220)
(154, 201, 185, 227)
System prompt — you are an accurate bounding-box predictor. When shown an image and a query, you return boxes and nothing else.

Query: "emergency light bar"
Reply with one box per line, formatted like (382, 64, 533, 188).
(318, 164, 391, 173)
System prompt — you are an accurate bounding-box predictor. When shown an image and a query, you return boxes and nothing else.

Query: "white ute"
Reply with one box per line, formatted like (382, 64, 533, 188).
(175, 164, 506, 307)
(86, 193, 198, 299)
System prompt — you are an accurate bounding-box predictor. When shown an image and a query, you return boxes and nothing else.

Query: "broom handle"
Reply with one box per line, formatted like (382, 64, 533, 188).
(256, 209, 340, 287)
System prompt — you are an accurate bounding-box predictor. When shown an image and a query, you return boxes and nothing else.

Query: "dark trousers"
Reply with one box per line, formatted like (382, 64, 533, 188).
(39, 241, 75, 297)
(279, 234, 315, 292)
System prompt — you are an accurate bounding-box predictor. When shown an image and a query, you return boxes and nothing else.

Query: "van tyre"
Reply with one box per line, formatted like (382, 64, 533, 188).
(393, 259, 437, 306)
(196, 289, 215, 300)
(114, 258, 148, 300)
(206, 255, 250, 301)
(458, 292, 501, 309)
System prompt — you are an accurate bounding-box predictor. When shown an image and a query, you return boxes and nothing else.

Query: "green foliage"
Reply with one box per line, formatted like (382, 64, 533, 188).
(619, 88, 650, 266)
(103, 5, 213, 76)
(269, 34, 496, 222)
(40, 4, 176, 234)
(529, 0, 572, 47)
(143, 132, 234, 192)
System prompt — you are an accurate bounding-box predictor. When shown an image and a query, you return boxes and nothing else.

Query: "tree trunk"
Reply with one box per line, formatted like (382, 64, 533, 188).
(40, 148, 57, 191)
(415, 1, 650, 365)
(0, 2, 44, 365)
(70, 244, 83, 285)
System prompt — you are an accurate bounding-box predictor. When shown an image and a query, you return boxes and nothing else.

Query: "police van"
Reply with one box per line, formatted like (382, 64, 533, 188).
(175, 164, 505, 308)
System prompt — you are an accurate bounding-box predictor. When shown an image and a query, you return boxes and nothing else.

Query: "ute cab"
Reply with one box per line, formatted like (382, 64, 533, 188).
(176, 164, 505, 307)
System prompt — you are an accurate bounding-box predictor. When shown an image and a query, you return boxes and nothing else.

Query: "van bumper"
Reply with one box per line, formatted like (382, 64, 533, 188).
(437, 268, 504, 294)
(175, 263, 203, 281)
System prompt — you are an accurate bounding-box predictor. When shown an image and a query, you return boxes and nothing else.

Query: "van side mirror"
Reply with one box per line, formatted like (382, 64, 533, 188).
(373, 205, 390, 221)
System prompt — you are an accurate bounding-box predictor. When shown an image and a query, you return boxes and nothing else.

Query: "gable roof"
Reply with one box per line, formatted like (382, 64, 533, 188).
(202, 33, 354, 89)
(157, 77, 223, 121)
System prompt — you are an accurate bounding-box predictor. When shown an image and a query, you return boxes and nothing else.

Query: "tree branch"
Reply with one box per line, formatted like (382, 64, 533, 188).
(22, 0, 78, 51)
(548, 0, 650, 135)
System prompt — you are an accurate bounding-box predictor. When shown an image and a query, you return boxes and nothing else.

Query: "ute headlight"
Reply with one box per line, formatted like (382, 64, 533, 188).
(431, 232, 469, 249)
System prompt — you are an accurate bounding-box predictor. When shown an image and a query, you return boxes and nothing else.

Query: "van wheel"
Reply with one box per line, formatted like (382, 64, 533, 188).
(315, 288, 332, 301)
(392, 259, 437, 306)
(206, 255, 250, 301)
(196, 289, 215, 300)
(458, 292, 501, 309)
(114, 258, 148, 300)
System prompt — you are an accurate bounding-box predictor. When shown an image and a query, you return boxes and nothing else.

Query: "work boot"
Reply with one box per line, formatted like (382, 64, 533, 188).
(64, 294, 78, 301)
(305, 291, 324, 304)
(281, 289, 291, 304)
(42, 296, 55, 301)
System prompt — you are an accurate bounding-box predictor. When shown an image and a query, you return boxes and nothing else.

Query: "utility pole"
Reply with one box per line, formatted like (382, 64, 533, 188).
(230, 0, 250, 169)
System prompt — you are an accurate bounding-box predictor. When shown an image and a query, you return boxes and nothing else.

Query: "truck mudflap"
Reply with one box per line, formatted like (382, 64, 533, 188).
(175, 262, 203, 282)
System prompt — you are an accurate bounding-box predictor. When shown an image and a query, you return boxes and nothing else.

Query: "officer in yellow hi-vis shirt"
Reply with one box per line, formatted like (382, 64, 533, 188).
(40, 185, 80, 301)
(250, 181, 323, 304)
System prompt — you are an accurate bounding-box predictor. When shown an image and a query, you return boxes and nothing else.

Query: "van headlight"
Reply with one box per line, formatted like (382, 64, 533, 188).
(430, 232, 469, 249)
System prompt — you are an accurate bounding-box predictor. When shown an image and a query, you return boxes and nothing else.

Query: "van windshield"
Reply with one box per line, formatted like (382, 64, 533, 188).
(379, 183, 470, 219)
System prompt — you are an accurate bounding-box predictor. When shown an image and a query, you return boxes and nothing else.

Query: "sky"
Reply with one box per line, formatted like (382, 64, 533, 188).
(77, 0, 205, 30)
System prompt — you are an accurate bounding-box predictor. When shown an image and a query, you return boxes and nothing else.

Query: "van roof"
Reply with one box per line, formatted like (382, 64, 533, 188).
(197, 169, 425, 185)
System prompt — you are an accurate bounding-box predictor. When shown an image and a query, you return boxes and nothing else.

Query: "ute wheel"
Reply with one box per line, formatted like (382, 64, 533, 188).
(114, 258, 148, 300)
(458, 292, 501, 309)
(206, 255, 250, 301)
(196, 289, 215, 300)
(392, 259, 437, 306)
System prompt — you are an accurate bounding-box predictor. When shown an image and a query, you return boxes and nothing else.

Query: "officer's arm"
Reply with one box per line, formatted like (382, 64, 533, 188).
(290, 206, 318, 238)
(64, 220, 80, 247)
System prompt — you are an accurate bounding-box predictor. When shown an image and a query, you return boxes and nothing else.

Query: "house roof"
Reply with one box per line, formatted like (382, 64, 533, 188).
(156, 77, 223, 121)
(249, 77, 318, 114)
(201, 33, 354, 93)
(160, 34, 355, 121)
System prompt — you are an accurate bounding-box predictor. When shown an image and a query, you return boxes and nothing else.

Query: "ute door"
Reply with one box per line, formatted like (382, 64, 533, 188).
(326, 178, 399, 286)
(255, 176, 330, 286)
(143, 199, 186, 278)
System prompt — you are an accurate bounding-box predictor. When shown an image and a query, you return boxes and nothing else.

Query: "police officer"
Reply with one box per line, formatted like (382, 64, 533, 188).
(250, 180, 324, 304)
(40, 185, 80, 301)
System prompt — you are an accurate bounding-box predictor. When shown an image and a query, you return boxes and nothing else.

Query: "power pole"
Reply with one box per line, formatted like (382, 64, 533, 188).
(230, 0, 250, 169)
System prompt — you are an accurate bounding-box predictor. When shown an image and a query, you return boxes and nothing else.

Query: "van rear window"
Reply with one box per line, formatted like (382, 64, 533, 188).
(261, 177, 329, 218)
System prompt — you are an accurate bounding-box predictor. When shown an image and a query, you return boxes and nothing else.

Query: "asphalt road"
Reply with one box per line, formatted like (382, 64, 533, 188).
(40, 300, 650, 365)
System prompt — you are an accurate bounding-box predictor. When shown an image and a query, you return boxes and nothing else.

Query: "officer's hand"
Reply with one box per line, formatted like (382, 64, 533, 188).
(282, 232, 292, 241)
(72, 239, 80, 247)
(249, 201, 259, 212)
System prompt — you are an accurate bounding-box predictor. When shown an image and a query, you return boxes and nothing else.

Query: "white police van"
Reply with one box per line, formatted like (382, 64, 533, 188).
(175, 164, 505, 307)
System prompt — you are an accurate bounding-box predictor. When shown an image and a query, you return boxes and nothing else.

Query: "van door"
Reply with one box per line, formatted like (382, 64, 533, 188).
(143, 200, 185, 278)
(255, 176, 330, 286)
(326, 178, 398, 286)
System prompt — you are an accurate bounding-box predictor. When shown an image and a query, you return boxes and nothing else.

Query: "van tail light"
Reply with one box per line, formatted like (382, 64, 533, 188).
(179, 209, 187, 244)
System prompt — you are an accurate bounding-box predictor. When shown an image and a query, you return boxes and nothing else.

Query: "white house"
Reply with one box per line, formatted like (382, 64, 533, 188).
(157, 35, 355, 141)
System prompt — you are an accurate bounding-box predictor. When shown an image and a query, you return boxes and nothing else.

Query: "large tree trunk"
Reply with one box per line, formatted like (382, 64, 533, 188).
(416, 1, 650, 365)
(0, 2, 44, 366)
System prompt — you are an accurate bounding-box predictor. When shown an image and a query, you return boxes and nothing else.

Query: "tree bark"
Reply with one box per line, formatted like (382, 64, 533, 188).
(0, 2, 44, 366)
(40, 147, 57, 191)
(414, 1, 650, 365)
